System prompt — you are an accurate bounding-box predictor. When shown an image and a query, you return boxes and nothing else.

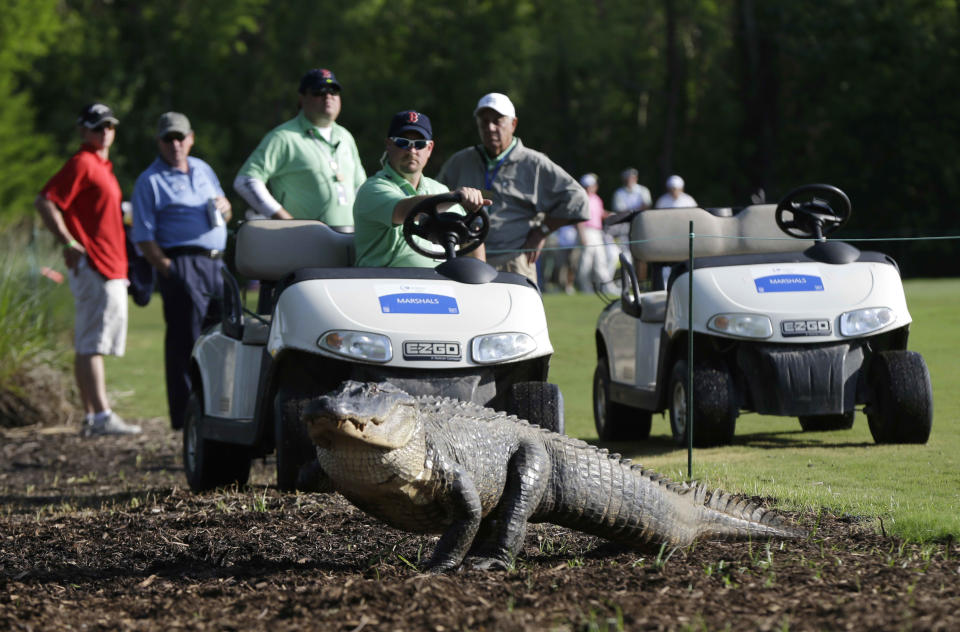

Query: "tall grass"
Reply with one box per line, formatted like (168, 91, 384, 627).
(0, 224, 73, 392)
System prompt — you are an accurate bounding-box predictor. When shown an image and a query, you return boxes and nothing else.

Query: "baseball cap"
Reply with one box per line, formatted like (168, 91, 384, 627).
(156, 112, 192, 139)
(666, 175, 685, 189)
(621, 167, 639, 179)
(299, 68, 342, 93)
(78, 103, 119, 129)
(580, 173, 598, 187)
(387, 110, 433, 140)
(473, 93, 516, 119)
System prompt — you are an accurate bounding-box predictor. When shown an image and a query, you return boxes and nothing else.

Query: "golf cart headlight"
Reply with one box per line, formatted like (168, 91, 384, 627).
(707, 313, 773, 339)
(318, 330, 392, 363)
(471, 332, 536, 364)
(839, 307, 895, 337)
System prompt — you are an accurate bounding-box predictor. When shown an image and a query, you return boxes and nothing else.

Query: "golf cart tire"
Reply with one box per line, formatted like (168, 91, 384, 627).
(593, 356, 652, 441)
(274, 389, 318, 492)
(668, 358, 738, 447)
(508, 382, 565, 435)
(183, 391, 252, 492)
(798, 412, 855, 432)
(866, 350, 933, 444)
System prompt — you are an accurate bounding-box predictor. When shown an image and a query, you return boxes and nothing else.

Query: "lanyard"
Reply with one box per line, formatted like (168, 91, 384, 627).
(479, 143, 515, 189)
(309, 128, 349, 204)
(308, 128, 340, 173)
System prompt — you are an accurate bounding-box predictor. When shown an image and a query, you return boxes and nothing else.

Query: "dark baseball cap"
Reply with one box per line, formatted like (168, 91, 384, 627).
(387, 110, 432, 140)
(156, 112, 192, 139)
(78, 103, 119, 129)
(299, 68, 342, 93)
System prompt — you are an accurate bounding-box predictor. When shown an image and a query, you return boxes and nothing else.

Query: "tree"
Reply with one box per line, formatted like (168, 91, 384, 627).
(0, 0, 64, 223)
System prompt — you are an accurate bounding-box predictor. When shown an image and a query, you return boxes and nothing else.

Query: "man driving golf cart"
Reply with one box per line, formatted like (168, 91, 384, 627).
(354, 109, 490, 267)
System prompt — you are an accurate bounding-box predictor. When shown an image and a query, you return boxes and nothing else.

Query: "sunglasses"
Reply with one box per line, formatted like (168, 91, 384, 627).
(390, 137, 431, 150)
(92, 123, 115, 132)
(310, 87, 340, 96)
(161, 133, 186, 143)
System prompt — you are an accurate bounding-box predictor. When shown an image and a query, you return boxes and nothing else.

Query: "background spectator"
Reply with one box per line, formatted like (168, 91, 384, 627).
(34, 103, 140, 436)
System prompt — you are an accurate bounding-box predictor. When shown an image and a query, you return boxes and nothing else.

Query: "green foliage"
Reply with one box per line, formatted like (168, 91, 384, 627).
(0, 0, 64, 222)
(4, 0, 959, 274)
(0, 226, 73, 389)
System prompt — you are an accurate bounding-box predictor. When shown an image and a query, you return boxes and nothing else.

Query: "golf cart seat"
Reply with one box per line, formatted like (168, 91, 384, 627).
(235, 219, 355, 281)
(220, 220, 355, 343)
(629, 205, 815, 263)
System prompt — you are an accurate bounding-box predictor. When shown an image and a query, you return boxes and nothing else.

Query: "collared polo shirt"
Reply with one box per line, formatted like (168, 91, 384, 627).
(236, 111, 365, 225)
(41, 145, 127, 280)
(353, 162, 452, 268)
(131, 156, 227, 250)
(437, 138, 589, 255)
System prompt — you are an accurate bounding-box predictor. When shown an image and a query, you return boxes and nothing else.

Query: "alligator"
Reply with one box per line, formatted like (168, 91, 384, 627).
(302, 380, 805, 572)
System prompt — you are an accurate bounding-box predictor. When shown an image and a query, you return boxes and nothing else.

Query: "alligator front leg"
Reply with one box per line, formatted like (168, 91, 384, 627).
(471, 438, 550, 570)
(425, 465, 483, 573)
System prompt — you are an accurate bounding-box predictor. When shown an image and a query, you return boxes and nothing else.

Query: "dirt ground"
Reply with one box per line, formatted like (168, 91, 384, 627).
(1, 418, 958, 632)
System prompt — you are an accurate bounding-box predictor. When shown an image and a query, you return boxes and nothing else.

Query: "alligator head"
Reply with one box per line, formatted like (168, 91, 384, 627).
(303, 380, 419, 449)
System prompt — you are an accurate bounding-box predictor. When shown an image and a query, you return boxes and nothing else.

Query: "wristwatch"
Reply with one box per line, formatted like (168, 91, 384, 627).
(537, 224, 551, 236)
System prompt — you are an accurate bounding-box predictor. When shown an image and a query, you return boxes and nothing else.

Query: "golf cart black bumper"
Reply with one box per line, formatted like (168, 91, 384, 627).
(736, 342, 865, 416)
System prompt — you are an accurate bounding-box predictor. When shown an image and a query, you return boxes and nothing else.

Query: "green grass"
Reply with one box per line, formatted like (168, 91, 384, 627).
(105, 279, 960, 541)
(104, 293, 167, 420)
(545, 280, 960, 542)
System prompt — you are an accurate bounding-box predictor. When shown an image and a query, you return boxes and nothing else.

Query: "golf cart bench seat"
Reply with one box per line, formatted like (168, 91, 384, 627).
(629, 204, 815, 263)
(235, 219, 355, 281)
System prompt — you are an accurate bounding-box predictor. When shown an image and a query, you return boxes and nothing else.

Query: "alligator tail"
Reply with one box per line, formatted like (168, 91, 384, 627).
(690, 483, 807, 542)
(543, 436, 805, 547)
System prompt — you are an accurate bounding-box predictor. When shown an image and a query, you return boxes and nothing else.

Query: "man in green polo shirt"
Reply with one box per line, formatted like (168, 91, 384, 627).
(234, 68, 365, 230)
(354, 110, 489, 267)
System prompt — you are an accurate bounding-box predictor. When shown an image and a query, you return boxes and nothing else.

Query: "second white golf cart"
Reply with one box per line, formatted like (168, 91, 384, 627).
(594, 184, 933, 446)
(184, 194, 563, 491)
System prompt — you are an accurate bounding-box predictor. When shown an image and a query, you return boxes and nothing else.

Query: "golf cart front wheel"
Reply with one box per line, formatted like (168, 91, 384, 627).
(508, 382, 565, 434)
(668, 358, 738, 447)
(183, 390, 252, 492)
(866, 351, 933, 444)
(798, 412, 855, 432)
(274, 389, 318, 491)
(593, 356, 652, 441)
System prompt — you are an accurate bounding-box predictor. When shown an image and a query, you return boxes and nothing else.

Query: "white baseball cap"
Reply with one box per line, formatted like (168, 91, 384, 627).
(666, 175, 685, 190)
(474, 93, 516, 119)
(580, 173, 598, 187)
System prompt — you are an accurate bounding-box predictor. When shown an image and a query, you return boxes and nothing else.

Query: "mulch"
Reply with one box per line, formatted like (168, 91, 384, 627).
(1, 420, 958, 631)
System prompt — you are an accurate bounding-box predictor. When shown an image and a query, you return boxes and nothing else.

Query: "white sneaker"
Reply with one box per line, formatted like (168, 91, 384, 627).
(82, 412, 142, 437)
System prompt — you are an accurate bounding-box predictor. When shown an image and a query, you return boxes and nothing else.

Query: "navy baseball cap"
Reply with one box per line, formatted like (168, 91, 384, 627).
(78, 103, 119, 128)
(387, 110, 432, 140)
(299, 68, 342, 93)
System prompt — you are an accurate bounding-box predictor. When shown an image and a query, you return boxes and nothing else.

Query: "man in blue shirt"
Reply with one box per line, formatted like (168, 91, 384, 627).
(133, 112, 232, 430)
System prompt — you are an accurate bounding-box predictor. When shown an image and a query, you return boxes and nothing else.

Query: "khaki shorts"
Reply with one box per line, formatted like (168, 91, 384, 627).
(68, 258, 128, 356)
(485, 252, 538, 286)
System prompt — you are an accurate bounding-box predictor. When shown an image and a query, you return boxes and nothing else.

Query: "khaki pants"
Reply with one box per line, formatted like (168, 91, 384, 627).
(486, 252, 538, 286)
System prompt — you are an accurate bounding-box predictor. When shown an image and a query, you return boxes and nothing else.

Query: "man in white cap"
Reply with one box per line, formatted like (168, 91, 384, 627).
(654, 174, 697, 208)
(438, 92, 588, 285)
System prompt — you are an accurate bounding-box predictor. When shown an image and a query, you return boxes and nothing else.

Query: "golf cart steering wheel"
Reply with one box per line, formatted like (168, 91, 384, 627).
(775, 184, 851, 240)
(402, 192, 489, 260)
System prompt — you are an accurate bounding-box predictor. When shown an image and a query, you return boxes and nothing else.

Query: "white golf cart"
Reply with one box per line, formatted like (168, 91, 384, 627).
(184, 194, 563, 491)
(594, 184, 933, 446)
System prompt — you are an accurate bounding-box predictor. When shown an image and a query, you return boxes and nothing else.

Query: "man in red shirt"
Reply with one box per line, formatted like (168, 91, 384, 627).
(34, 103, 141, 436)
